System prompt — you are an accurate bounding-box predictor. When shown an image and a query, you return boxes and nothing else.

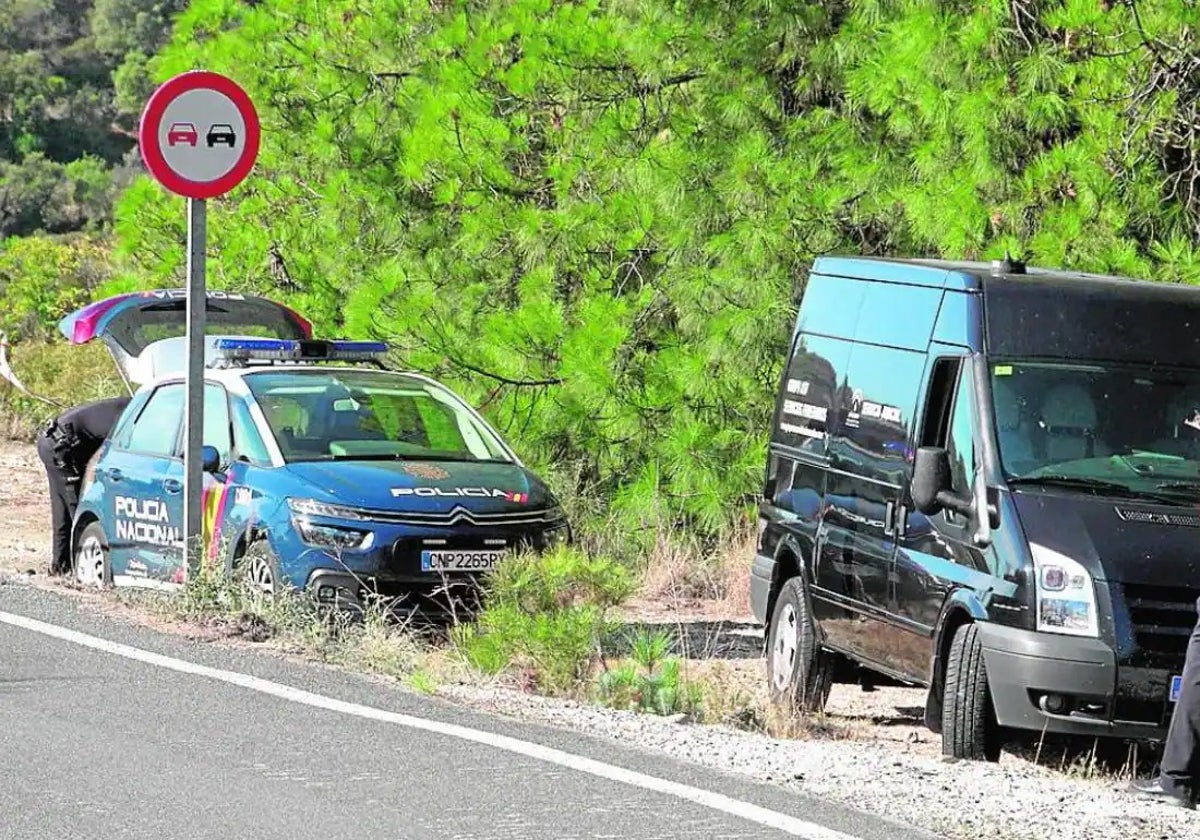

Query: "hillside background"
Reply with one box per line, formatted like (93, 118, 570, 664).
(3, 0, 1199, 561)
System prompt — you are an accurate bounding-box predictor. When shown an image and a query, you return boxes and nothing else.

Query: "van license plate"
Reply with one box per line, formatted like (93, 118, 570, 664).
(421, 550, 506, 572)
(1170, 675, 1183, 703)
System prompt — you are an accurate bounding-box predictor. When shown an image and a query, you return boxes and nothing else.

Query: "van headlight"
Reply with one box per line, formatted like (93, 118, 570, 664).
(1030, 542, 1099, 638)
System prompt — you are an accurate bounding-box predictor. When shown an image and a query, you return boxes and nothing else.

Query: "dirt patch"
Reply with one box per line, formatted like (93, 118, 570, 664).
(0, 440, 51, 576)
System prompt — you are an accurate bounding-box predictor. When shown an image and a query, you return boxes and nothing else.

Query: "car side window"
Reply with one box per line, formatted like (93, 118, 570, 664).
(110, 391, 150, 451)
(124, 384, 184, 457)
(204, 383, 233, 467)
(231, 397, 272, 466)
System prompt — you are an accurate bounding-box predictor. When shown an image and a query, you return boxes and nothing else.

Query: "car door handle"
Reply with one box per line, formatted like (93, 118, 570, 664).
(163, 478, 183, 494)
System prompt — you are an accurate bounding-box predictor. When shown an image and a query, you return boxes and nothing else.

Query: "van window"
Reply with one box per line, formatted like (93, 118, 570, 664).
(947, 364, 976, 497)
(918, 355, 975, 522)
(795, 275, 866, 339)
(992, 360, 1200, 504)
(775, 333, 852, 455)
(855, 283, 942, 351)
(832, 344, 924, 482)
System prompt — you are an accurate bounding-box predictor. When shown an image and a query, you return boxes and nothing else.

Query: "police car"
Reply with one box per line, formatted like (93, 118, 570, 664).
(58, 290, 570, 614)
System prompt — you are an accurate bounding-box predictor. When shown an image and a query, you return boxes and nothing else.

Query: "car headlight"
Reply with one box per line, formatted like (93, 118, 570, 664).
(543, 522, 571, 548)
(292, 517, 374, 551)
(539, 503, 570, 548)
(287, 497, 368, 521)
(1030, 542, 1099, 638)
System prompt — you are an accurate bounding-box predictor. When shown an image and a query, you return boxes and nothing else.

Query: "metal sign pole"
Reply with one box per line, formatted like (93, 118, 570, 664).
(183, 196, 207, 578)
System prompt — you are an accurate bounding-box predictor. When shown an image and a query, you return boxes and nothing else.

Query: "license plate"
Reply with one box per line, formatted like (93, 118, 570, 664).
(420, 550, 506, 572)
(1170, 675, 1183, 703)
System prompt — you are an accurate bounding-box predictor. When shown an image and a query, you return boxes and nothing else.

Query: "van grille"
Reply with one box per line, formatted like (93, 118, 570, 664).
(1114, 507, 1200, 528)
(1122, 582, 1199, 661)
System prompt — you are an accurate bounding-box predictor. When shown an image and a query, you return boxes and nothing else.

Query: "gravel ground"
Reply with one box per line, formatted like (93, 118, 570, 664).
(435, 681, 1196, 840)
(0, 439, 51, 576)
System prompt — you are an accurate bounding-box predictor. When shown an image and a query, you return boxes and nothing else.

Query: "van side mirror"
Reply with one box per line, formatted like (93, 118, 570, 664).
(201, 445, 221, 474)
(911, 446, 974, 517)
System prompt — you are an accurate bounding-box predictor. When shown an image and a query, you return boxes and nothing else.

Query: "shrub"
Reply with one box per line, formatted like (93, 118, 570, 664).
(0, 339, 125, 440)
(453, 546, 635, 694)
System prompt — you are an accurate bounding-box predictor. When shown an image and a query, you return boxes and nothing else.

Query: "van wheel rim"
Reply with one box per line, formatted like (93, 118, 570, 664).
(76, 536, 104, 588)
(249, 556, 274, 594)
(772, 602, 799, 690)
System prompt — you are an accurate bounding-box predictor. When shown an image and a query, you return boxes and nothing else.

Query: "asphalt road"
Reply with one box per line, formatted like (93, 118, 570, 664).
(0, 581, 941, 840)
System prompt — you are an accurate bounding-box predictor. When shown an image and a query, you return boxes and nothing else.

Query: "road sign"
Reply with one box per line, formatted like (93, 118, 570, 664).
(138, 70, 260, 200)
(137, 70, 260, 584)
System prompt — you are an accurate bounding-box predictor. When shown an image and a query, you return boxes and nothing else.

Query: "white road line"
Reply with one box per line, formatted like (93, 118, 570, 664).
(0, 609, 862, 840)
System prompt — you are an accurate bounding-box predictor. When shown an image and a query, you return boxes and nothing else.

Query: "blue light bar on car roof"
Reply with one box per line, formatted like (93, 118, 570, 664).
(211, 338, 389, 365)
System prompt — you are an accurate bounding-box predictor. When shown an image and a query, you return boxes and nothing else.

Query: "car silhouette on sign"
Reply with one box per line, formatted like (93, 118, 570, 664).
(206, 124, 236, 148)
(166, 123, 198, 147)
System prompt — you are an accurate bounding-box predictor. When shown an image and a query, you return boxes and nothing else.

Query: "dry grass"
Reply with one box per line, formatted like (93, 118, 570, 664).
(624, 517, 755, 622)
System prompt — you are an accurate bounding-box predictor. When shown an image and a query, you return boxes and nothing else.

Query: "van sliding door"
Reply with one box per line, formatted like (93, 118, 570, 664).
(817, 342, 924, 670)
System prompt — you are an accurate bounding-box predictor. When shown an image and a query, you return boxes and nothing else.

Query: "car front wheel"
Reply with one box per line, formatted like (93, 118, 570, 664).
(241, 539, 281, 596)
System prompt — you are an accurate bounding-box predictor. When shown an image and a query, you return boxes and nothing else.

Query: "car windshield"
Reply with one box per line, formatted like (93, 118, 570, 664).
(991, 359, 1200, 501)
(243, 368, 513, 464)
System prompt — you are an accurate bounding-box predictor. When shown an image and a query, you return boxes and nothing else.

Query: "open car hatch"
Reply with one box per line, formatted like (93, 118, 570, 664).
(58, 289, 313, 389)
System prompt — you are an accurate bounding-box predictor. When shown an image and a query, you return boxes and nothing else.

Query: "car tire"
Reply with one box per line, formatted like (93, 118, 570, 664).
(73, 521, 112, 589)
(766, 576, 833, 714)
(241, 539, 281, 596)
(942, 622, 1002, 761)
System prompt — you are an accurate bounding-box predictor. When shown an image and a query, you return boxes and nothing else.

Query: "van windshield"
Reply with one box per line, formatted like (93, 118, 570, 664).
(992, 360, 1200, 501)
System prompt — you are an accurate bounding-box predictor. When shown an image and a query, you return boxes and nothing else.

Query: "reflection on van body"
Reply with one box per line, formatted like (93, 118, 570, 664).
(752, 255, 1200, 760)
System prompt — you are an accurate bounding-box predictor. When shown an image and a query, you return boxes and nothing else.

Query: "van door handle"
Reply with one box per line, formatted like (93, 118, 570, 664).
(883, 500, 895, 536)
(163, 478, 183, 494)
(896, 504, 907, 538)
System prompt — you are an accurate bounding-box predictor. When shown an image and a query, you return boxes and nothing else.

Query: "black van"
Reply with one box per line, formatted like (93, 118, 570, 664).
(752, 255, 1200, 760)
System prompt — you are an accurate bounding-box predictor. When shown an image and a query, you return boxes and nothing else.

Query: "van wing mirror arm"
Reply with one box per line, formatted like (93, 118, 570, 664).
(971, 464, 996, 547)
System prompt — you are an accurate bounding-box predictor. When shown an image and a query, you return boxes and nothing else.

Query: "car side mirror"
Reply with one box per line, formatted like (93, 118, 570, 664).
(911, 446, 974, 517)
(201, 445, 221, 474)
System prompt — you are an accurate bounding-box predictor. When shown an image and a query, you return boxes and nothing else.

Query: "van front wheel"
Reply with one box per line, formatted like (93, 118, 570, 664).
(942, 622, 1002, 761)
(767, 576, 833, 714)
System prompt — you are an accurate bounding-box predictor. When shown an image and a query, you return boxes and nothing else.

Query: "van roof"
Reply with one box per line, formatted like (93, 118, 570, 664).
(811, 255, 1200, 298)
(811, 256, 1200, 365)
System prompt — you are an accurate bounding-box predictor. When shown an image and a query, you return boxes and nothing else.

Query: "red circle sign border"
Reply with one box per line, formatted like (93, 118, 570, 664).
(138, 71, 261, 200)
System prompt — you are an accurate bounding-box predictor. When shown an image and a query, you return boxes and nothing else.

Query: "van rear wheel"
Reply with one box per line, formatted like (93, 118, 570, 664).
(942, 622, 1002, 761)
(767, 576, 833, 714)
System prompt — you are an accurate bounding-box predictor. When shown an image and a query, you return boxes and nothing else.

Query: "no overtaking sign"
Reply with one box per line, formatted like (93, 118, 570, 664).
(139, 71, 260, 200)
(138, 70, 261, 581)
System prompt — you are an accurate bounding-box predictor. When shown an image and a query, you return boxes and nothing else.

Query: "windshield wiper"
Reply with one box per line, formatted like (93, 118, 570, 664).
(1154, 480, 1200, 497)
(1008, 475, 1189, 506)
(326, 453, 511, 464)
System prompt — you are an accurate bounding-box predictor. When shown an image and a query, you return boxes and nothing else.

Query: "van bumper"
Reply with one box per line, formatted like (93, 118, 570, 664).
(750, 553, 775, 624)
(977, 623, 1166, 741)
